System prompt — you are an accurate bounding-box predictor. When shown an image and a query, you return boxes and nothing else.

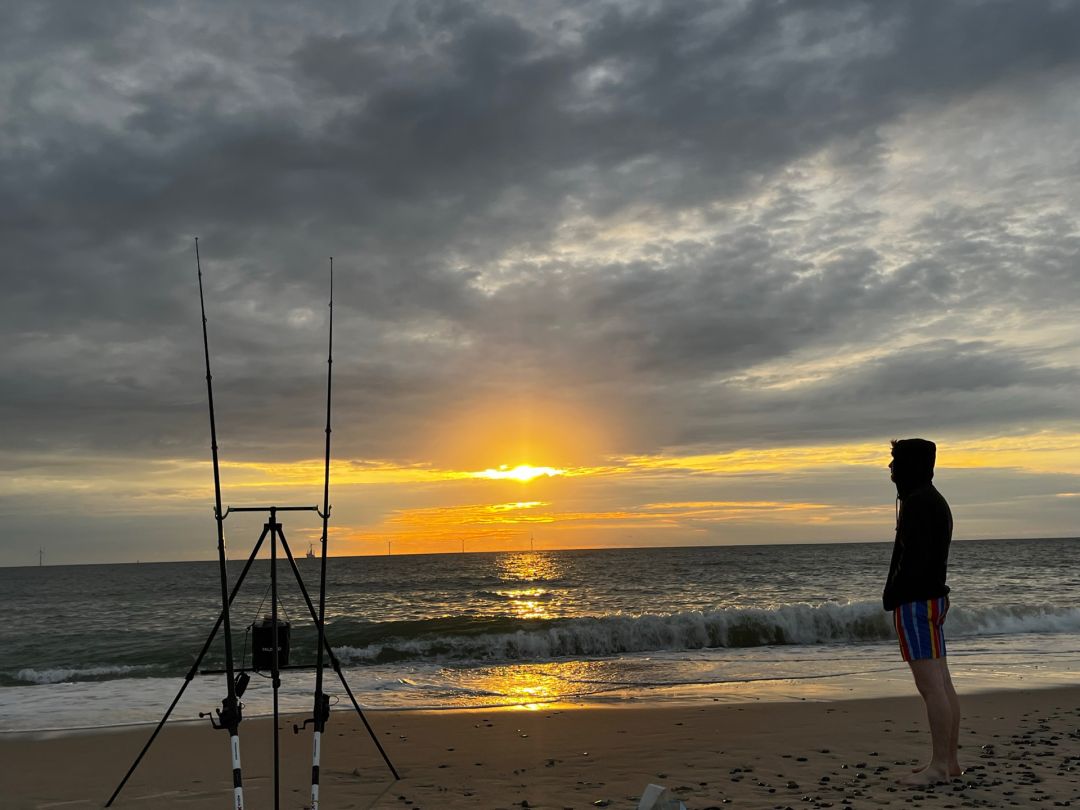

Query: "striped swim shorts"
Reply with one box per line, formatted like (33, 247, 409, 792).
(893, 596, 949, 662)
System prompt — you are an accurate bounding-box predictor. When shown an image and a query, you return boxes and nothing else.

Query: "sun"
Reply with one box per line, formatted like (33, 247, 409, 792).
(475, 464, 565, 482)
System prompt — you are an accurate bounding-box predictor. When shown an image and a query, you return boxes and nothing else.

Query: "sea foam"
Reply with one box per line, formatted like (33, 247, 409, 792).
(332, 601, 1080, 665)
(14, 664, 156, 685)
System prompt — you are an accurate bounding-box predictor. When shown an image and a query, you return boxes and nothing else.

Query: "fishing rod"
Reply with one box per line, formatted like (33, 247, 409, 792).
(293, 258, 400, 799)
(310, 258, 334, 808)
(196, 237, 246, 810)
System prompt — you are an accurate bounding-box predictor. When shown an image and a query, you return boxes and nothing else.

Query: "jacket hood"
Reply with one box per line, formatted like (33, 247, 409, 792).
(891, 438, 936, 497)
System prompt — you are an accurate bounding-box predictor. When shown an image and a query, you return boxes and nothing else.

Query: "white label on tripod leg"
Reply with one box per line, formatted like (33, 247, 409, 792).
(312, 731, 321, 764)
(231, 735, 241, 769)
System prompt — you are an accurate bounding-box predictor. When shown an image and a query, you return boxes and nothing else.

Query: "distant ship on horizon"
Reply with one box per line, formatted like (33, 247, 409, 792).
(306, 542, 316, 560)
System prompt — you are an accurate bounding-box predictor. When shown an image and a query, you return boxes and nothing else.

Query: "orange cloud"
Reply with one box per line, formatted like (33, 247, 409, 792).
(326, 493, 901, 556)
(5, 429, 1075, 549)
(388, 500, 553, 526)
(605, 431, 1080, 477)
(206, 429, 1080, 490)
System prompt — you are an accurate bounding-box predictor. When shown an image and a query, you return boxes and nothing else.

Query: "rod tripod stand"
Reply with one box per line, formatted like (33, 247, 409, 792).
(107, 243, 396, 809)
(106, 506, 399, 809)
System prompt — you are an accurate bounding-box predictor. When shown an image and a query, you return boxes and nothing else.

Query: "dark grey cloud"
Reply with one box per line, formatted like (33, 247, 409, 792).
(835, 341, 1077, 398)
(672, 340, 1080, 449)
(2, 0, 1079, 469)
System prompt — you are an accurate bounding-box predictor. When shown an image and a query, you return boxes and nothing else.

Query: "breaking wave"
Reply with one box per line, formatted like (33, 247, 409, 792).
(11, 664, 158, 685)
(6, 603, 1079, 685)
(332, 601, 1080, 665)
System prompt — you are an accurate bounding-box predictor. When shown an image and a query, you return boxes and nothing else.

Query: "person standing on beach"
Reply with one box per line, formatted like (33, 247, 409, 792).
(882, 438, 960, 785)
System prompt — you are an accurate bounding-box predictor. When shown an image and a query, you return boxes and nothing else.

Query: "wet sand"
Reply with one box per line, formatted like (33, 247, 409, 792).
(3, 686, 1079, 809)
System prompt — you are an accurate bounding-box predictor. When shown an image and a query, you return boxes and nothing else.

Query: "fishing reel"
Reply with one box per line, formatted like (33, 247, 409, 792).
(293, 693, 331, 734)
(200, 671, 250, 730)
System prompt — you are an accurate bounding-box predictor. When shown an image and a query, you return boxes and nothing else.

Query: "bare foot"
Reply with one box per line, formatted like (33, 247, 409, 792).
(911, 763, 964, 777)
(899, 766, 950, 786)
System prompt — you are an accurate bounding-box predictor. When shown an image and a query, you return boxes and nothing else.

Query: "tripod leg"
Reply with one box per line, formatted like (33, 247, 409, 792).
(105, 526, 270, 807)
(278, 532, 400, 781)
(105, 672, 190, 807)
(327, 657, 401, 781)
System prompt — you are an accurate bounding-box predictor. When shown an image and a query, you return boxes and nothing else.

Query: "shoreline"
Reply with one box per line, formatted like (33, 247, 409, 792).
(4, 643, 1076, 737)
(4, 685, 1080, 809)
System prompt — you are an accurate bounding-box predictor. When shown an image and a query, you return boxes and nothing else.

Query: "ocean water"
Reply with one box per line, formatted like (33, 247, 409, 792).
(1, 538, 1078, 733)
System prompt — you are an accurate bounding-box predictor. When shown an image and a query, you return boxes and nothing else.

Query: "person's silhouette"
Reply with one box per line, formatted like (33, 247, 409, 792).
(882, 438, 960, 784)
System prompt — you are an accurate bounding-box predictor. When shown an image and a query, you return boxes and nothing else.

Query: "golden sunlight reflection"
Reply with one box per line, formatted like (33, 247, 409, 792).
(494, 588, 553, 619)
(497, 550, 562, 584)
(491, 669, 559, 709)
(490, 552, 565, 618)
(454, 661, 611, 709)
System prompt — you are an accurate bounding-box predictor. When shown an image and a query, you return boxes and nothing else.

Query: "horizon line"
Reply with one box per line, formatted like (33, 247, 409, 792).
(3, 535, 1076, 569)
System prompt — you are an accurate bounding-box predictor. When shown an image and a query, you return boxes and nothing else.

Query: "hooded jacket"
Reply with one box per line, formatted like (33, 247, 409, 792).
(882, 439, 953, 611)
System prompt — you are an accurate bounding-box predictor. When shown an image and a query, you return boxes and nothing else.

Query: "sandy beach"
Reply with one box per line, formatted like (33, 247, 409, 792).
(3, 685, 1079, 809)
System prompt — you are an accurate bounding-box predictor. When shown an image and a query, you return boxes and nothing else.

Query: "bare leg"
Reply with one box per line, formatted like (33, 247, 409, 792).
(899, 658, 955, 785)
(942, 659, 962, 775)
(910, 657, 963, 776)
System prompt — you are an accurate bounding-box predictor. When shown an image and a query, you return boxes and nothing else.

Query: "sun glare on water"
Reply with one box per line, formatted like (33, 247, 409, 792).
(475, 464, 565, 482)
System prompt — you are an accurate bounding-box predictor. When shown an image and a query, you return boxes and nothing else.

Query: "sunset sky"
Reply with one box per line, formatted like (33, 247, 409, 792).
(2, 1, 1079, 566)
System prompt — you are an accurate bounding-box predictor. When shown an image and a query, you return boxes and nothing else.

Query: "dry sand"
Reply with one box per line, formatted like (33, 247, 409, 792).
(3, 686, 1079, 809)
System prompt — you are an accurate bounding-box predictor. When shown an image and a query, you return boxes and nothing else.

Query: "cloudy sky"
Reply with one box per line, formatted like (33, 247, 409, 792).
(3, 0, 1079, 565)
